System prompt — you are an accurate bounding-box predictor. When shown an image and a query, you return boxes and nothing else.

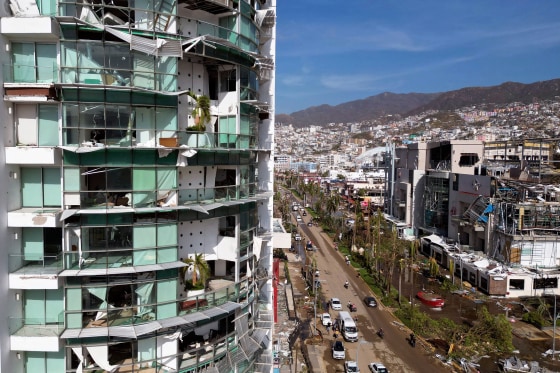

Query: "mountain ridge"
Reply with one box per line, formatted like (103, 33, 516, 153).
(276, 79, 560, 128)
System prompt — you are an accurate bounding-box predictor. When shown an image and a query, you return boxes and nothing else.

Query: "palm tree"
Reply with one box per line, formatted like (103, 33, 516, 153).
(325, 193, 341, 216)
(187, 92, 211, 131)
(182, 253, 210, 290)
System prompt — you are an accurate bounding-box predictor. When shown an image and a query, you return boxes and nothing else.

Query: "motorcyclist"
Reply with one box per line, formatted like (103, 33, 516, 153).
(344, 280, 349, 288)
(378, 328, 384, 337)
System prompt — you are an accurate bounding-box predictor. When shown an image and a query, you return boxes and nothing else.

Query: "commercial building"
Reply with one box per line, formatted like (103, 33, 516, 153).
(1, 0, 275, 371)
(387, 139, 560, 298)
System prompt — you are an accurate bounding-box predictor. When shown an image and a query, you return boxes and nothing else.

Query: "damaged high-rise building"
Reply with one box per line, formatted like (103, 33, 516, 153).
(0, 0, 276, 371)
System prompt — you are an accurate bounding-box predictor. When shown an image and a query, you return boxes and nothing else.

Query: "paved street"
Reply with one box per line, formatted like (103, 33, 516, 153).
(290, 210, 451, 373)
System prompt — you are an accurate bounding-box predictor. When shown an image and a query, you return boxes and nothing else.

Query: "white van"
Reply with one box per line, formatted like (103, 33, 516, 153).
(338, 311, 358, 342)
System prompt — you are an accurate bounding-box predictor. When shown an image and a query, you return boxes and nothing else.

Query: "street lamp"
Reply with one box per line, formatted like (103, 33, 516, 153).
(313, 270, 317, 336)
(459, 255, 464, 291)
(553, 294, 557, 360)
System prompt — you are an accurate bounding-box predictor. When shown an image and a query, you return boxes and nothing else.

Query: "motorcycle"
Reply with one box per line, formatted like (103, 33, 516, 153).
(409, 334, 416, 347)
(344, 281, 349, 289)
(377, 328, 384, 339)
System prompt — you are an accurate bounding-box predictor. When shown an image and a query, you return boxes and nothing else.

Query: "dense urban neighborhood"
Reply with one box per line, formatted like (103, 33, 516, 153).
(272, 97, 560, 372)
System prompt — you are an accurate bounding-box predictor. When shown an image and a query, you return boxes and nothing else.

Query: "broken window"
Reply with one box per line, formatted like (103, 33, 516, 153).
(458, 153, 479, 167)
(219, 216, 236, 237)
(533, 277, 557, 289)
(509, 279, 524, 290)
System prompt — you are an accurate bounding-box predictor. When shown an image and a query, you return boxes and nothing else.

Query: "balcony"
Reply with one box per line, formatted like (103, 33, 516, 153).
(8, 208, 62, 228)
(59, 130, 257, 151)
(179, 0, 236, 15)
(9, 315, 63, 352)
(1, 17, 59, 39)
(63, 183, 258, 211)
(5, 146, 62, 165)
(9, 253, 63, 289)
(61, 281, 246, 338)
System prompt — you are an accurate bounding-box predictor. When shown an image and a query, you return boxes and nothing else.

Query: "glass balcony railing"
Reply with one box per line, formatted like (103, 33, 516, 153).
(3, 63, 58, 84)
(73, 183, 257, 209)
(9, 253, 63, 275)
(196, 20, 258, 54)
(66, 279, 250, 329)
(178, 333, 236, 371)
(9, 313, 64, 337)
(58, 130, 257, 151)
(56, 1, 257, 53)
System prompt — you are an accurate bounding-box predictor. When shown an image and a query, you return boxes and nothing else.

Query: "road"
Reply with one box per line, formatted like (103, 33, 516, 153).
(291, 207, 451, 373)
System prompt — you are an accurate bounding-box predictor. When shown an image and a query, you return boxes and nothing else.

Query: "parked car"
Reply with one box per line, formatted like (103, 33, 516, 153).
(331, 340, 345, 359)
(345, 361, 360, 373)
(368, 362, 388, 373)
(331, 298, 342, 311)
(321, 313, 331, 326)
(364, 296, 377, 307)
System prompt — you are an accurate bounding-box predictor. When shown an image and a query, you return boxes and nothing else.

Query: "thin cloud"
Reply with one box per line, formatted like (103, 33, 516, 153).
(319, 55, 477, 92)
(281, 76, 305, 87)
(320, 74, 382, 91)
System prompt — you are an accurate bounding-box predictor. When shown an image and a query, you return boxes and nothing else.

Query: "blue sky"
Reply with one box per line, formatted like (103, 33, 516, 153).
(275, 1, 560, 114)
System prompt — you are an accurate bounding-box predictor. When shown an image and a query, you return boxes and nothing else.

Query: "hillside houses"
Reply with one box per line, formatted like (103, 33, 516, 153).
(275, 97, 560, 298)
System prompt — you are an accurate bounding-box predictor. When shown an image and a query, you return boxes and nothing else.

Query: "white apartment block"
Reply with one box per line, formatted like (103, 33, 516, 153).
(0, 0, 275, 372)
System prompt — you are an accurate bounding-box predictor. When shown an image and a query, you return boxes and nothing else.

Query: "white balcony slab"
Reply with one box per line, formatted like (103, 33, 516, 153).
(9, 272, 60, 290)
(11, 334, 60, 352)
(1, 17, 59, 40)
(8, 208, 62, 228)
(5, 147, 61, 165)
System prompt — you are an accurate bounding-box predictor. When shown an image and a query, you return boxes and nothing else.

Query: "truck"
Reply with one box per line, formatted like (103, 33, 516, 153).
(337, 311, 358, 342)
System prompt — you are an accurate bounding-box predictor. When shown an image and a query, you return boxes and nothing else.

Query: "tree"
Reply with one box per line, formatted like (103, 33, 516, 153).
(182, 253, 210, 290)
(187, 92, 211, 131)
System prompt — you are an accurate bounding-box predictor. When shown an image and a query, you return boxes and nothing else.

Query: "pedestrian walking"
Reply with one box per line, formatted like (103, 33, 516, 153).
(326, 322, 331, 332)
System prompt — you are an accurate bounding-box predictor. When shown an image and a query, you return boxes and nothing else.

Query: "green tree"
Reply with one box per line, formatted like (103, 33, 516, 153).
(182, 253, 210, 290)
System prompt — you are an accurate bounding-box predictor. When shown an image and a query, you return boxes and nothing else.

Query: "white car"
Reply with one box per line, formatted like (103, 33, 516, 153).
(331, 298, 342, 311)
(321, 313, 331, 326)
(368, 362, 388, 373)
(331, 341, 345, 360)
(294, 234, 302, 241)
(345, 361, 360, 373)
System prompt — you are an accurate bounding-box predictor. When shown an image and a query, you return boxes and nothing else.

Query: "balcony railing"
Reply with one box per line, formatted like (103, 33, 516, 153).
(9, 313, 64, 337)
(9, 253, 63, 274)
(73, 183, 257, 209)
(54, 131, 257, 151)
(3, 63, 58, 84)
(65, 278, 252, 329)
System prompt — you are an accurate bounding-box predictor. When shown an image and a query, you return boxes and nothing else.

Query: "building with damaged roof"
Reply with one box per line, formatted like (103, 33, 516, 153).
(387, 138, 560, 298)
